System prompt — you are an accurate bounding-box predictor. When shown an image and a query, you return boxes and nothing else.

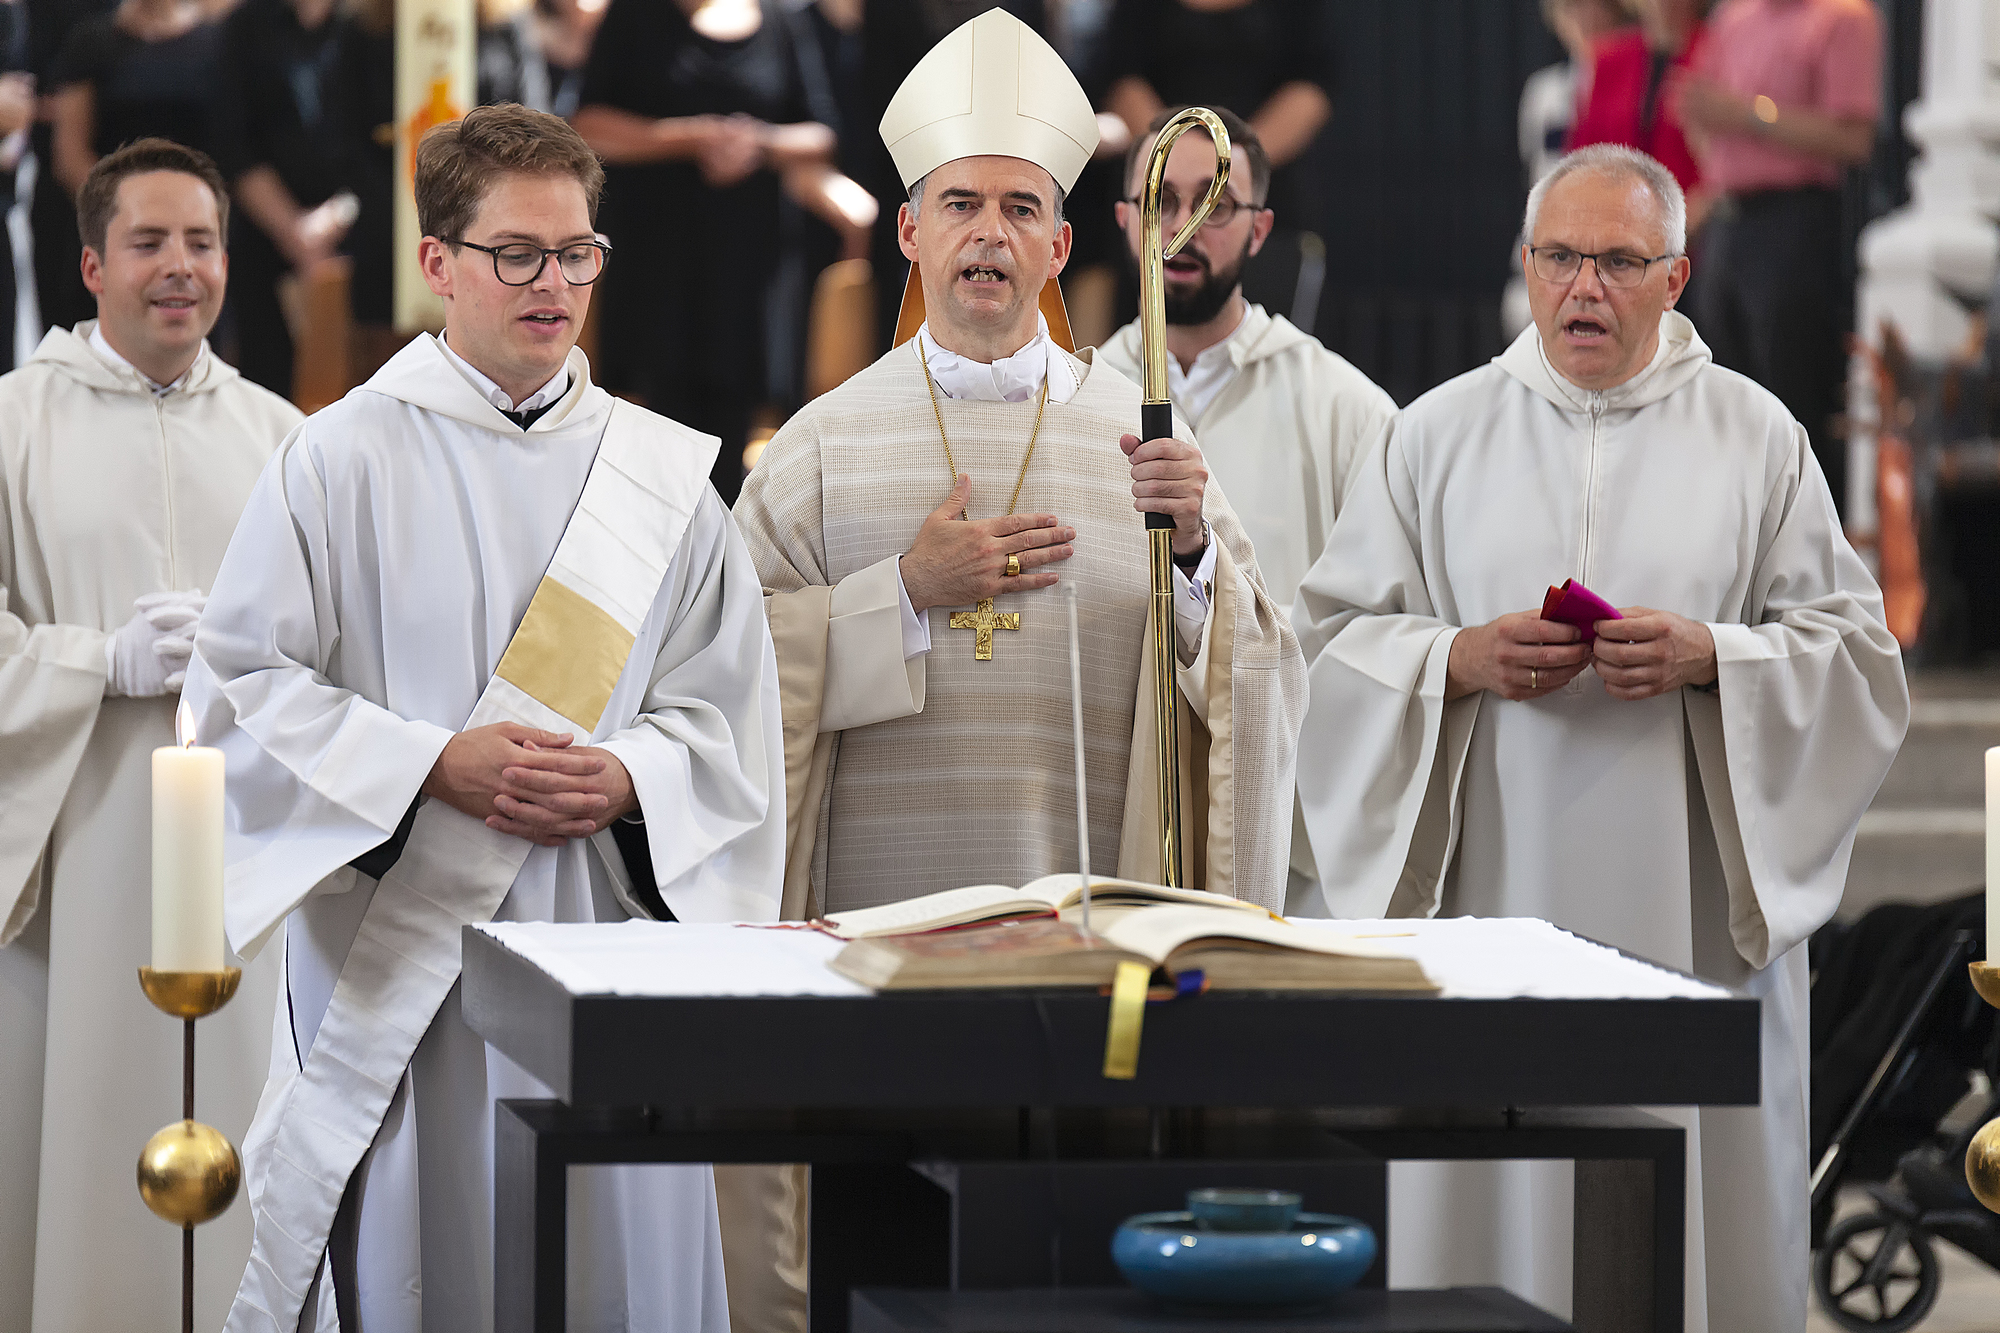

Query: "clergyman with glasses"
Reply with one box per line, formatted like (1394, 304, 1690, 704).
(183, 102, 785, 1333)
(1291, 143, 1907, 1330)
(1098, 105, 1398, 915)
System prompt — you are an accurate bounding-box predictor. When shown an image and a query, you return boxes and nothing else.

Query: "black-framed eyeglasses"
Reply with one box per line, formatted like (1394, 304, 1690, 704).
(1121, 189, 1264, 230)
(1527, 245, 1676, 289)
(451, 238, 612, 286)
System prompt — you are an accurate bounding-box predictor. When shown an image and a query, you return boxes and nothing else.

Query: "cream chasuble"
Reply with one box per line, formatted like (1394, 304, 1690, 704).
(734, 342, 1305, 920)
(183, 335, 784, 1333)
(1291, 312, 1908, 1330)
(0, 323, 299, 1333)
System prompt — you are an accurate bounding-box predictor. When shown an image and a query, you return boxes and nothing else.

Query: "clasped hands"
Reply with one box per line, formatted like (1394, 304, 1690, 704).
(1445, 606, 1718, 703)
(898, 434, 1208, 614)
(422, 722, 636, 848)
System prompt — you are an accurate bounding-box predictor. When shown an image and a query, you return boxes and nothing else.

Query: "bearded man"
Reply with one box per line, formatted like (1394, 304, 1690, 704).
(1097, 105, 1397, 913)
(1291, 143, 1907, 1330)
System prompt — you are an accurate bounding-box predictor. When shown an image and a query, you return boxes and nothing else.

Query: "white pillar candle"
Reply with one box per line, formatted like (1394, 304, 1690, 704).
(1989, 747, 2000, 960)
(153, 736, 225, 973)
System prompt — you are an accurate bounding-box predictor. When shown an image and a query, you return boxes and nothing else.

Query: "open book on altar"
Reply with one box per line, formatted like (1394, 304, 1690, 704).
(818, 873, 1267, 940)
(829, 904, 1439, 993)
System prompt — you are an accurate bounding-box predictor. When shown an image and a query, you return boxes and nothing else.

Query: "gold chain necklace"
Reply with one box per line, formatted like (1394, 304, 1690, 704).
(915, 333, 1050, 518)
(914, 333, 1051, 661)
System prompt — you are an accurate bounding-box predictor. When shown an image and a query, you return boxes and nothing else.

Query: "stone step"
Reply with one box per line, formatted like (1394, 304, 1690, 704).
(1841, 685, 1998, 919)
(1869, 697, 2000, 808)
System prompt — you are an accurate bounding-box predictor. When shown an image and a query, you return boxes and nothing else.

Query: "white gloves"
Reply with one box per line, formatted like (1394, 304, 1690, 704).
(104, 590, 206, 697)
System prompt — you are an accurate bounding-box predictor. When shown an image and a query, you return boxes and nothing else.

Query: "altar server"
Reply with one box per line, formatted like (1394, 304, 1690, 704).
(737, 9, 1306, 921)
(1292, 144, 1907, 1329)
(0, 138, 299, 1333)
(1097, 106, 1395, 914)
(184, 104, 784, 1333)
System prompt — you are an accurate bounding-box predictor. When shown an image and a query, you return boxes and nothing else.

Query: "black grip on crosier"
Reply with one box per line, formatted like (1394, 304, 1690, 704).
(1141, 401, 1176, 530)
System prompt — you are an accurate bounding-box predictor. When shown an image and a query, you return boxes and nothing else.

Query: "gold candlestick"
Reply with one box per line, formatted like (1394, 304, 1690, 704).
(1967, 961, 2000, 1211)
(137, 966, 244, 1333)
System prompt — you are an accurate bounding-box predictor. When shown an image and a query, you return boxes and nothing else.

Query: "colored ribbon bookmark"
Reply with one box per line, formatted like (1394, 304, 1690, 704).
(1103, 960, 1151, 1079)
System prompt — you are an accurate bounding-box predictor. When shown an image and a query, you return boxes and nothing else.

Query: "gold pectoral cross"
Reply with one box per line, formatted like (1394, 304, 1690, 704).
(948, 598, 1020, 661)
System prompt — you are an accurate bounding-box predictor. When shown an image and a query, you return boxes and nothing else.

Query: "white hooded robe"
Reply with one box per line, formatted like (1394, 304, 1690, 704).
(1291, 312, 1908, 1329)
(184, 336, 785, 1333)
(0, 323, 299, 1333)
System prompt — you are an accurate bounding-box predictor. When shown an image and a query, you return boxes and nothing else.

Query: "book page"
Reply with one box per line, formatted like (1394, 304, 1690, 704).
(1018, 873, 1268, 914)
(1101, 905, 1420, 966)
(820, 884, 1034, 939)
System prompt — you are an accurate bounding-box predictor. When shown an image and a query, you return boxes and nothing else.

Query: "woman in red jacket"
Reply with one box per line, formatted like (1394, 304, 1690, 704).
(1567, 0, 1713, 227)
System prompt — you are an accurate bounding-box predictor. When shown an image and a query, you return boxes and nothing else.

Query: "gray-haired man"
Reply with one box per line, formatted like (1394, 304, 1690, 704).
(1291, 143, 1907, 1329)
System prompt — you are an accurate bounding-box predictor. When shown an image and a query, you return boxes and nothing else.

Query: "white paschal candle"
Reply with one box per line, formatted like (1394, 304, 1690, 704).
(153, 706, 225, 972)
(1990, 747, 2000, 959)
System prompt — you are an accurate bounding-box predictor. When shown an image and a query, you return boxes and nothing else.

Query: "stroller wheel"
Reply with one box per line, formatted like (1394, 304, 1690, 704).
(1814, 1211, 1942, 1332)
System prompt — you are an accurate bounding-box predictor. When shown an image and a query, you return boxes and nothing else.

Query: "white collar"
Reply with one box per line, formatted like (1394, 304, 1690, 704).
(1165, 304, 1248, 423)
(438, 331, 570, 414)
(917, 313, 1081, 405)
(88, 323, 193, 396)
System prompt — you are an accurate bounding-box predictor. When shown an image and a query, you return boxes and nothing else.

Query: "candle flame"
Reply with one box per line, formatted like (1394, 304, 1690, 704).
(176, 700, 195, 749)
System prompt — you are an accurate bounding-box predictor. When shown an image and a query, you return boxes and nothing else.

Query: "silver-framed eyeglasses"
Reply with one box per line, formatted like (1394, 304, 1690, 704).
(453, 238, 612, 286)
(1528, 246, 1675, 288)
(1122, 188, 1263, 230)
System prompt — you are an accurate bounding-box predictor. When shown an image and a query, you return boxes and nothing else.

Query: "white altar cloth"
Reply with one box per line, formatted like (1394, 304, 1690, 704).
(475, 916, 1731, 1002)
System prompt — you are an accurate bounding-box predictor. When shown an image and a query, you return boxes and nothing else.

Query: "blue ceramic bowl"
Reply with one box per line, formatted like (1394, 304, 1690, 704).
(1187, 1188, 1301, 1232)
(1111, 1210, 1377, 1307)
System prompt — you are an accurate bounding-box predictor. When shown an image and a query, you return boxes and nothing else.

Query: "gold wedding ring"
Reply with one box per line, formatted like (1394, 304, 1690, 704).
(1531, 667, 1539, 690)
(1005, 554, 1022, 577)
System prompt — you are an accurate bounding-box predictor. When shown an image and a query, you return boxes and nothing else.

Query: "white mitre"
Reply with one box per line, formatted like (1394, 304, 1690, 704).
(879, 8, 1099, 194)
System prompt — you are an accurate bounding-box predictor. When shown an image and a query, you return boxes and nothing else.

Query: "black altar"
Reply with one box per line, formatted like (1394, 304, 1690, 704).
(460, 924, 1759, 1333)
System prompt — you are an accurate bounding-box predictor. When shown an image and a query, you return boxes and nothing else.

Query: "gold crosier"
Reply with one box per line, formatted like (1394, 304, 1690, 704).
(915, 333, 1051, 661)
(1137, 107, 1231, 888)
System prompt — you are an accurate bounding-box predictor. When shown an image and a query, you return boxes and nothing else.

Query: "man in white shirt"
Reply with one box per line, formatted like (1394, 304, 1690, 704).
(186, 104, 783, 1333)
(0, 137, 301, 1333)
(1097, 106, 1396, 912)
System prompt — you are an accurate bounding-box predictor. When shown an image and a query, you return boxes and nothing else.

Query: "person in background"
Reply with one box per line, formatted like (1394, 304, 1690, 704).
(0, 0, 34, 370)
(572, 0, 857, 505)
(1567, 0, 1711, 217)
(1676, 0, 1881, 519)
(213, 0, 366, 396)
(23, 0, 113, 336)
(1091, 0, 1336, 334)
(1096, 0, 1333, 187)
(531, 0, 606, 121)
(46, 0, 224, 271)
(1524, 0, 1636, 189)
(1505, 0, 1637, 337)
(479, 0, 554, 112)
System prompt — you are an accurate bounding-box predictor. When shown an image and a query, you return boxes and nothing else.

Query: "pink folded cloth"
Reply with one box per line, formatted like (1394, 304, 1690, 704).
(1541, 579, 1622, 643)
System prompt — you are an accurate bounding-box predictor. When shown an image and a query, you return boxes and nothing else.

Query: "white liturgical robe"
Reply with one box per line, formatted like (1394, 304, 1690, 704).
(183, 335, 785, 1333)
(1291, 311, 1908, 1329)
(1101, 303, 1398, 912)
(0, 323, 299, 1333)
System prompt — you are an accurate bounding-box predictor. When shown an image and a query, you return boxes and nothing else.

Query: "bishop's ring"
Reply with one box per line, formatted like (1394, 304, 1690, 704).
(1005, 554, 1021, 577)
